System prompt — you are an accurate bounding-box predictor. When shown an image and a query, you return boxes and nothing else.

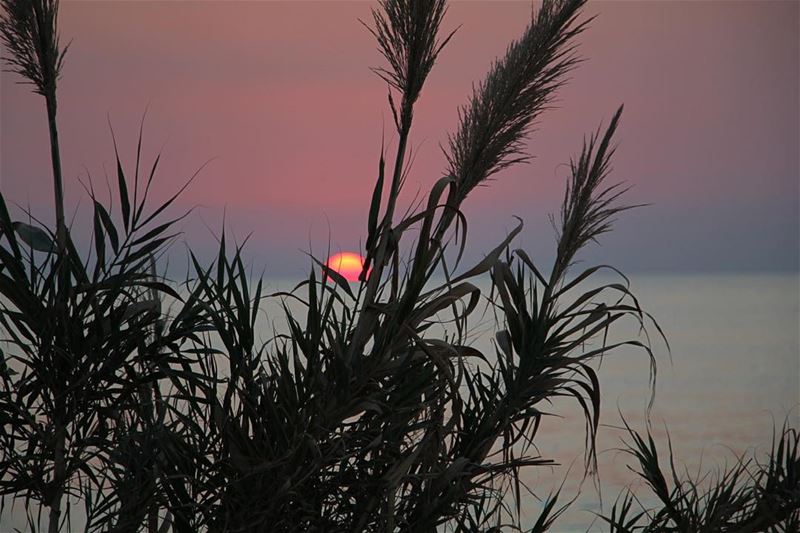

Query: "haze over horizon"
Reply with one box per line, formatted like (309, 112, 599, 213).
(2, 0, 798, 277)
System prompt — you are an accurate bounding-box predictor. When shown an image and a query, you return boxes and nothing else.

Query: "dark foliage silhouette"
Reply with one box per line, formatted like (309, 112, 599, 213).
(1, 0, 796, 531)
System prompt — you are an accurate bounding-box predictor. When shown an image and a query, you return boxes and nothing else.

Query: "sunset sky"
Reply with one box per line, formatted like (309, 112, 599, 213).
(2, 0, 797, 276)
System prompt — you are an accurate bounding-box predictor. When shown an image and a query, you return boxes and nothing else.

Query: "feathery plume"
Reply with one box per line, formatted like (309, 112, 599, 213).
(445, 0, 587, 206)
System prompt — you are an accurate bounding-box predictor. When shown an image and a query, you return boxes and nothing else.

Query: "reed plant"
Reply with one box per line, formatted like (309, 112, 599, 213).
(1, 3, 68, 527)
(600, 422, 799, 532)
(0, 0, 797, 531)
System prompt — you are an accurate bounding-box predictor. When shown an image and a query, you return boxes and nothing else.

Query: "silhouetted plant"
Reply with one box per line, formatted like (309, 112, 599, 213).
(0, 0, 67, 251)
(149, 1, 660, 531)
(1, 0, 797, 531)
(601, 422, 799, 532)
(0, 120, 209, 532)
(1, 3, 69, 528)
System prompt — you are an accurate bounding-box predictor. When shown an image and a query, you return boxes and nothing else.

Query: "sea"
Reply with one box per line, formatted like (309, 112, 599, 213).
(1, 272, 797, 531)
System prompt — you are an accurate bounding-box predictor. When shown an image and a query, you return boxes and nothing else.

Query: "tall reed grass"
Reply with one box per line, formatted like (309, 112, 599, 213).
(1, 0, 797, 531)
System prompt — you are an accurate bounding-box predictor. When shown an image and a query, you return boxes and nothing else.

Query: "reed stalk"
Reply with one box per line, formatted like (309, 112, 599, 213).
(350, 0, 453, 361)
(1, 2, 68, 530)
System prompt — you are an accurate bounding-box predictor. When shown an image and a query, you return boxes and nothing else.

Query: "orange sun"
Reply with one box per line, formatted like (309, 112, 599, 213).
(326, 252, 368, 282)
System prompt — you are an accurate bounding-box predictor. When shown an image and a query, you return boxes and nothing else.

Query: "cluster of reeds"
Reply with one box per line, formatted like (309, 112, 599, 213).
(601, 422, 799, 532)
(1, 0, 797, 531)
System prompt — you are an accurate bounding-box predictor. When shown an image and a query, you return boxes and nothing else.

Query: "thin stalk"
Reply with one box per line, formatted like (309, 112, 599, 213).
(44, 63, 68, 533)
(146, 257, 160, 533)
(49, 415, 66, 533)
(147, 497, 158, 533)
(45, 78, 69, 533)
(349, 104, 412, 361)
(45, 94, 66, 254)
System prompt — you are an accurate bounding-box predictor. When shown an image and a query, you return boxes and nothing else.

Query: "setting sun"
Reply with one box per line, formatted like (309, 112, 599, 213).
(326, 252, 367, 282)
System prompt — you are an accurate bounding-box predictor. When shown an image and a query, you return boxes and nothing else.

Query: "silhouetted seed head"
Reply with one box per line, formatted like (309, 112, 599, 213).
(445, 0, 588, 206)
(0, 0, 67, 99)
(366, 0, 454, 125)
(554, 106, 634, 279)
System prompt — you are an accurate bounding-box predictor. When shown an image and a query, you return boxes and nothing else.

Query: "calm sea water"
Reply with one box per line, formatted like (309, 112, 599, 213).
(2, 273, 797, 531)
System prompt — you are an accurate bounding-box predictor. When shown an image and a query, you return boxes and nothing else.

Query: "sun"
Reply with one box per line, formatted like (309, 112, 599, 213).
(326, 252, 368, 282)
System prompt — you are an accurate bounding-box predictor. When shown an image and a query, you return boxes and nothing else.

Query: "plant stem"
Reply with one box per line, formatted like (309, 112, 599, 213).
(349, 103, 412, 360)
(45, 95, 66, 254)
(46, 83, 67, 533)
(48, 420, 66, 533)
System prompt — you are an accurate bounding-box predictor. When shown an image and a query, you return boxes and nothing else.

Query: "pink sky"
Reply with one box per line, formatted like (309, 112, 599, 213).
(1, 1, 797, 275)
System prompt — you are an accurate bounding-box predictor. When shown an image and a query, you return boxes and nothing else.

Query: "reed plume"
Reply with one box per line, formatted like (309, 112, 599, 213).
(367, 0, 453, 131)
(552, 105, 632, 284)
(1, 0, 68, 252)
(443, 0, 587, 218)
